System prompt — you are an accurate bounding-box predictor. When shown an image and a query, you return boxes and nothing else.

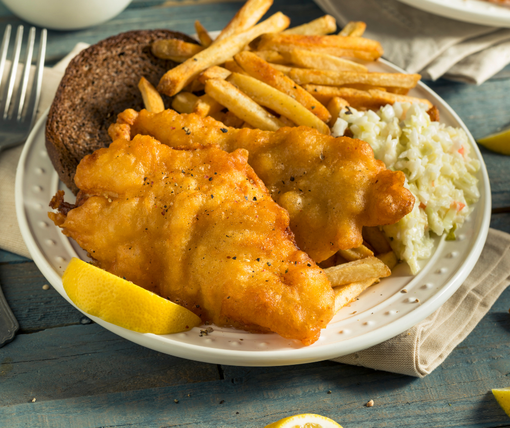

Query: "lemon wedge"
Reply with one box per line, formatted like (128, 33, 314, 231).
(62, 257, 201, 334)
(264, 414, 342, 428)
(477, 128, 510, 155)
(493, 387, 510, 416)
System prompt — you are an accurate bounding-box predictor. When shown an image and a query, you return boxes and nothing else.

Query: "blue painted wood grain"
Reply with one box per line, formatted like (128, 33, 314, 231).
(0, 324, 220, 406)
(0, 262, 83, 331)
(0, 250, 28, 263)
(1, 287, 509, 427)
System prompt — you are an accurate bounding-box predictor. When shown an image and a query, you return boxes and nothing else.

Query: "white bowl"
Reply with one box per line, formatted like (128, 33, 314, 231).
(2, 0, 132, 31)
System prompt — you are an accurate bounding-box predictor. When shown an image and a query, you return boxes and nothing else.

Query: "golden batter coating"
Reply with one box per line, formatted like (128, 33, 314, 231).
(49, 135, 334, 345)
(109, 109, 415, 262)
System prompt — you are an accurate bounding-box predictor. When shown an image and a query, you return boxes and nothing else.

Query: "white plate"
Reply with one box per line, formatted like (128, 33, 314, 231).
(15, 58, 491, 367)
(398, 0, 510, 28)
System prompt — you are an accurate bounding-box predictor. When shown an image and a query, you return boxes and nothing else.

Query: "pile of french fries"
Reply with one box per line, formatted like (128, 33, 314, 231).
(322, 227, 398, 314)
(140, 0, 433, 134)
(137, 0, 421, 315)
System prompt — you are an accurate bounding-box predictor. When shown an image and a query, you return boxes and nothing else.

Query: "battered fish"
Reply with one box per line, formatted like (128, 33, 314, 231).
(49, 135, 334, 345)
(109, 109, 415, 262)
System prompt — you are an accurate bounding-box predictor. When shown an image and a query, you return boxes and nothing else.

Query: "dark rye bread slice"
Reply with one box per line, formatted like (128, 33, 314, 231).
(46, 29, 197, 194)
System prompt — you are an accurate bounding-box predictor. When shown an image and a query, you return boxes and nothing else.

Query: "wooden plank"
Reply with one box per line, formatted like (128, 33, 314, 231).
(491, 213, 510, 234)
(1, 289, 509, 427)
(0, 324, 220, 406)
(0, 262, 84, 332)
(0, 250, 28, 263)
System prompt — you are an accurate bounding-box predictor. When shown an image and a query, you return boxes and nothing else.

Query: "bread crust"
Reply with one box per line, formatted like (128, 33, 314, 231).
(46, 29, 197, 194)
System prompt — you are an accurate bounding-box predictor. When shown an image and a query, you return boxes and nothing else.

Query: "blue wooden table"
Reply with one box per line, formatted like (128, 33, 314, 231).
(1, 1, 510, 426)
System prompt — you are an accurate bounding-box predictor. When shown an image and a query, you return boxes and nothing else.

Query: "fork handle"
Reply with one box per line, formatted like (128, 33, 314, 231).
(0, 281, 19, 348)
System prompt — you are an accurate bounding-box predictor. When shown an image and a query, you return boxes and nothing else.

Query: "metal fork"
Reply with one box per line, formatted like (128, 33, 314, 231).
(0, 25, 46, 348)
(0, 25, 46, 153)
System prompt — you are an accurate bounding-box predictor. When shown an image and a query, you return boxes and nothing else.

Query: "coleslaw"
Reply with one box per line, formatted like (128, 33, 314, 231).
(332, 102, 480, 273)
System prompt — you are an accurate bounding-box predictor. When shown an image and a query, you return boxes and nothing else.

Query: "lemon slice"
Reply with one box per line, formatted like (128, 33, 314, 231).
(264, 414, 342, 428)
(63, 257, 201, 334)
(477, 128, 510, 155)
(493, 387, 510, 416)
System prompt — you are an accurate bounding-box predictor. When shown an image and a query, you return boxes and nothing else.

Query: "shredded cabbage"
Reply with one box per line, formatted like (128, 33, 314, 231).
(332, 103, 480, 273)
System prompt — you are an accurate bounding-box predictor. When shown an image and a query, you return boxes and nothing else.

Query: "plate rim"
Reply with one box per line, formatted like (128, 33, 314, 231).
(398, 0, 510, 28)
(15, 62, 491, 367)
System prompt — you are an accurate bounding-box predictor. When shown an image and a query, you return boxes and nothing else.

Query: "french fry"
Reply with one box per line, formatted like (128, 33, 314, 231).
(336, 83, 387, 92)
(185, 79, 205, 93)
(339, 21, 366, 37)
(387, 87, 410, 95)
(222, 110, 244, 128)
(193, 94, 224, 117)
(283, 15, 337, 36)
(254, 50, 289, 64)
(305, 85, 433, 109)
(427, 105, 440, 122)
(327, 96, 349, 127)
(362, 227, 392, 254)
(304, 85, 364, 105)
(376, 251, 398, 270)
(161, 55, 190, 63)
(158, 12, 290, 96)
(287, 69, 421, 89)
(152, 39, 203, 61)
(319, 254, 338, 269)
(138, 77, 165, 113)
(224, 59, 249, 75)
(288, 49, 368, 72)
(171, 92, 199, 114)
(335, 253, 349, 265)
(268, 63, 293, 75)
(234, 51, 331, 122)
(210, 110, 227, 123)
(195, 20, 213, 47)
(368, 89, 433, 109)
(215, 0, 274, 43)
(198, 66, 232, 84)
(278, 115, 295, 127)
(324, 257, 391, 287)
(228, 72, 331, 134)
(257, 34, 383, 61)
(338, 245, 374, 262)
(362, 240, 375, 252)
(205, 78, 284, 131)
(334, 278, 379, 313)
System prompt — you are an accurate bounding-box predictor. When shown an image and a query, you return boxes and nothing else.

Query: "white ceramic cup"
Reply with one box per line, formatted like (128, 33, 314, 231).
(2, 0, 133, 31)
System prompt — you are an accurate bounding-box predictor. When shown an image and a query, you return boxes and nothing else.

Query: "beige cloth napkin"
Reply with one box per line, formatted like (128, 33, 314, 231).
(313, 0, 510, 83)
(2, 44, 509, 378)
(0, 43, 89, 258)
(333, 228, 510, 377)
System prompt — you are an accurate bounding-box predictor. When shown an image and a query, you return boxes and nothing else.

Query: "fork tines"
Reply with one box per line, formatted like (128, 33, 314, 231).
(0, 25, 46, 124)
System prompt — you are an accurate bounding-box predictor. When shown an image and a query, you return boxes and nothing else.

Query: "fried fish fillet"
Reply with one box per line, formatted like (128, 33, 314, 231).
(49, 135, 334, 345)
(109, 109, 415, 262)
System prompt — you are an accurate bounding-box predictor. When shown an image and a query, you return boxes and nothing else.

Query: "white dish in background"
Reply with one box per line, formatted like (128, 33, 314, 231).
(15, 58, 491, 367)
(2, 0, 132, 31)
(398, 0, 510, 28)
